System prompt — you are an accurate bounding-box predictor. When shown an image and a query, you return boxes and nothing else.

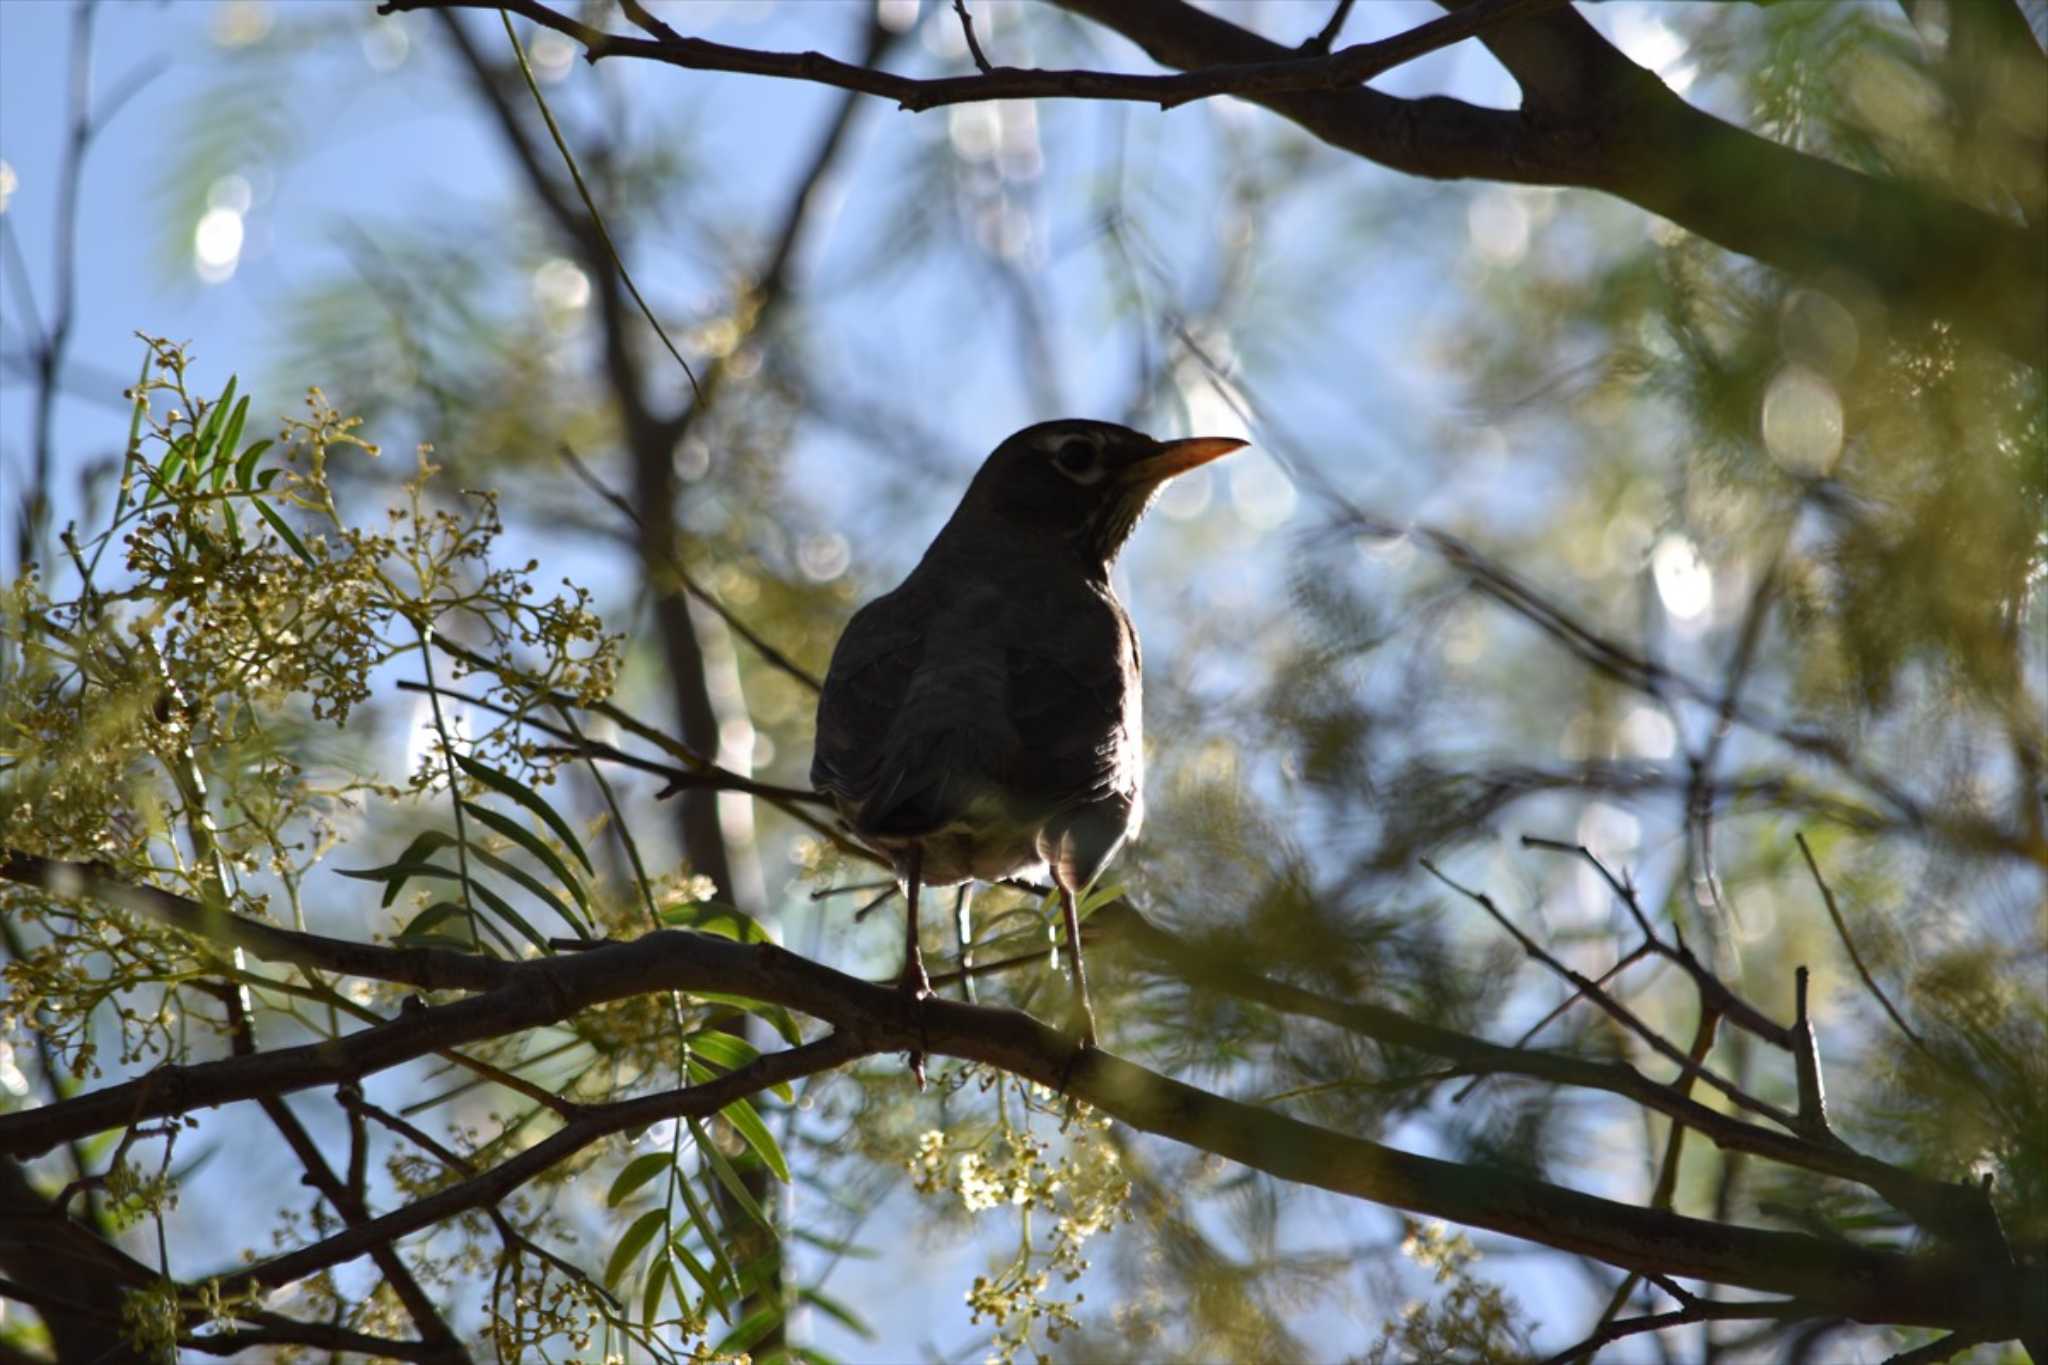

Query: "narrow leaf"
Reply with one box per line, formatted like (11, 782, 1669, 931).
(252, 496, 315, 565)
(468, 842, 583, 939)
(687, 1029, 792, 1104)
(670, 1162, 739, 1323)
(608, 1152, 675, 1208)
(712, 1306, 785, 1358)
(454, 753, 591, 874)
(605, 1208, 667, 1290)
(667, 1235, 729, 1323)
(233, 437, 274, 490)
(799, 1287, 874, 1340)
(691, 993, 802, 1047)
(719, 1095, 790, 1184)
(639, 1253, 673, 1327)
(464, 874, 552, 956)
(460, 799, 590, 916)
(212, 395, 250, 490)
(689, 1112, 774, 1222)
(194, 377, 234, 467)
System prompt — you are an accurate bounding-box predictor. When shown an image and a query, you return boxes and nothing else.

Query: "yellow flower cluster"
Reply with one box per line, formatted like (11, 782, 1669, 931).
(907, 1100, 1133, 1364)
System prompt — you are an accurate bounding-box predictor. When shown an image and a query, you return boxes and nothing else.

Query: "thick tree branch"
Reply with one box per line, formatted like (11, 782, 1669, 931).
(0, 859, 2038, 1341)
(380, 0, 1560, 111)
(385, 0, 2047, 357)
(204, 1030, 869, 1301)
(1057, 0, 2043, 359)
(1, 851, 1995, 1251)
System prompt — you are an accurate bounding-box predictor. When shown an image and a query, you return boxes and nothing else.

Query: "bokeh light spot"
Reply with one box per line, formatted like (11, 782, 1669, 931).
(1651, 534, 1712, 621)
(1761, 365, 1844, 476)
(1467, 189, 1529, 266)
(193, 208, 245, 284)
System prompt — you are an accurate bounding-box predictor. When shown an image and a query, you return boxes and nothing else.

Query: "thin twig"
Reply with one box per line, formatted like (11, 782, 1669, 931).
(559, 443, 822, 693)
(1795, 832, 1932, 1060)
(1450, 941, 1654, 1104)
(1522, 835, 1796, 1050)
(1421, 858, 1800, 1131)
(497, 9, 702, 399)
(1301, 0, 1357, 54)
(1790, 965, 1834, 1141)
(951, 0, 992, 73)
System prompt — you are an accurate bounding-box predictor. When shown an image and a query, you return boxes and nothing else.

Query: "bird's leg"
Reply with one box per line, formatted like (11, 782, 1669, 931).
(953, 883, 977, 1005)
(900, 845, 932, 1090)
(1058, 877, 1097, 1049)
(1053, 877, 1100, 1113)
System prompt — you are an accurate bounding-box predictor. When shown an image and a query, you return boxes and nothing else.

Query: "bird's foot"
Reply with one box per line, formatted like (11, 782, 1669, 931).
(1054, 999, 1098, 1125)
(899, 966, 934, 1090)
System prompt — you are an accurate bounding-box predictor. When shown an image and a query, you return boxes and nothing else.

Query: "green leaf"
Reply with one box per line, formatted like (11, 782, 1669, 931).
(670, 1162, 739, 1323)
(394, 901, 478, 948)
(467, 841, 585, 940)
(147, 438, 190, 506)
(252, 495, 315, 565)
(798, 1287, 873, 1340)
(667, 1235, 729, 1323)
(723, 1097, 790, 1183)
(338, 830, 458, 907)
(194, 377, 234, 467)
(605, 1208, 667, 1290)
(453, 753, 592, 875)
(713, 1306, 786, 1358)
(233, 437, 273, 491)
(691, 993, 802, 1047)
(639, 1253, 673, 1327)
(1079, 879, 1125, 919)
(690, 1113, 773, 1224)
(460, 799, 590, 916)
(687, 1029, 792, 1103)
(212, 394, 250, 490)
(464, 873, 552, 956)
(607, 1152, 674, 1208)
(665, 900, 772, 944)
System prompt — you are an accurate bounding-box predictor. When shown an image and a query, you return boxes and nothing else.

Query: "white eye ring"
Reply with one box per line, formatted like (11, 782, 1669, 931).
(1051, 437, 1105, 484)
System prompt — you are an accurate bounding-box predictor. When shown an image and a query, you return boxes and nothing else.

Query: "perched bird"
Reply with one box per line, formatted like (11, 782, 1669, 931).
(812, 419, 1246, 1081)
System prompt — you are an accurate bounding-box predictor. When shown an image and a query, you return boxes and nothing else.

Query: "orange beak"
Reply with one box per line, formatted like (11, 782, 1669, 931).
(1125, 435, 1248, 484)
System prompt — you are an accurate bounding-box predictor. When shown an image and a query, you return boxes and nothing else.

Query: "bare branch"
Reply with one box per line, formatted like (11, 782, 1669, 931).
(381, 0, 1559, 112)
(1301, 0, 1357, 56)
(951, 0, 992, 74)
(1521, 836, 1796, 1050)
(1796, 832, 1933, 1060)
(1420, 857, 1800, 1132)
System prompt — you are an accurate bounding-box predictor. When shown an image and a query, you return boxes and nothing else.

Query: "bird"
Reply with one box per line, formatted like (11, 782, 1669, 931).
(812, 418, 1247, 1084)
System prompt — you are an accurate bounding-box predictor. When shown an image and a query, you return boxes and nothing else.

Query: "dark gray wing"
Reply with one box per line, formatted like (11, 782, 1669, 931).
(1007, 584, 1143, 887)
(811, 584, 930, 820)
(813, 575, 1020, 840)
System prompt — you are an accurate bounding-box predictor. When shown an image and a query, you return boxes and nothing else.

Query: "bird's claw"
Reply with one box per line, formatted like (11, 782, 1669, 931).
(900, 969, 933, 1090)
(1055, 1001, 1098, 1117)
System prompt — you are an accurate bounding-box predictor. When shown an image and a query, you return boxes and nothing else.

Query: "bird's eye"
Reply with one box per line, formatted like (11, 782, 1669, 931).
(1052, 438, 1101, 481)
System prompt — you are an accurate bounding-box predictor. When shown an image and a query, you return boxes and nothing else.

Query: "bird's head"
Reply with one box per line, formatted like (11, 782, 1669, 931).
(954, 419, 1248, 566)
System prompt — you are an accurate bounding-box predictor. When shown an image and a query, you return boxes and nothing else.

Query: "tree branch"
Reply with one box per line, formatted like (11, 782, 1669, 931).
(1059, 0, 2046, 361)
(1, 859, 2038, 1340)
(379, 0, 1560, 112)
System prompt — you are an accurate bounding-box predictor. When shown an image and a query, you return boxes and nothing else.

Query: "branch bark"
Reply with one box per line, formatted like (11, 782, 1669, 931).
(389, 0, 2048, 361)
(1, 857, 2039, 1342)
